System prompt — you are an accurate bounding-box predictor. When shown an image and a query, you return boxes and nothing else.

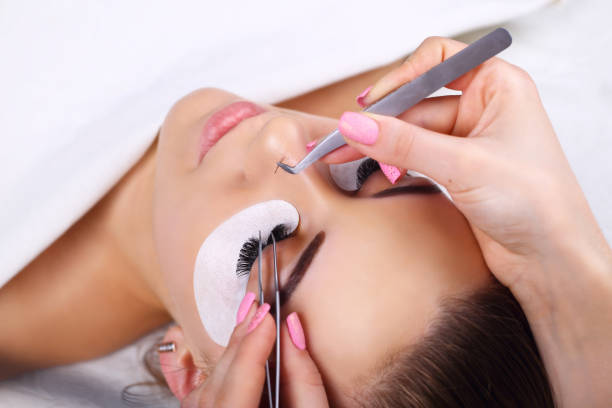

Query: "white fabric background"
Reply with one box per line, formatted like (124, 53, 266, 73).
(4, 0, 612, 406)
(0, 0, 551, 287)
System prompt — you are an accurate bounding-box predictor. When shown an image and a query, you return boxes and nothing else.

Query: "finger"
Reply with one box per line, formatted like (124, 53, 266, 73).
(184, 298, 265, 408)
(396, 95, 460, 135)
(216, 306, 276, 407)
(338, 111, 479, 193)
(320, 144, 366, 164)
(322, 95, 460, 166)
(281, 312, 329, 408)
(360, 37, 474, 106)
(205, 292, 259, 392)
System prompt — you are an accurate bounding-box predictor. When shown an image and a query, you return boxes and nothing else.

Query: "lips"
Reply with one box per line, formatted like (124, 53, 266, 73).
(199, 101, 266, 162)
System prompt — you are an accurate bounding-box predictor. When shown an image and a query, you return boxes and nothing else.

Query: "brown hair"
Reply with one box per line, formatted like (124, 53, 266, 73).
(351, 278, 555, 407)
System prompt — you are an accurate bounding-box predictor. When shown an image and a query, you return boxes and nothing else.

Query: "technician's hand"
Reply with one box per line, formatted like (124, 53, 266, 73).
(323, 36, 612, 407)
(182, 301, 329, 408)
(327, 35, 605, 288)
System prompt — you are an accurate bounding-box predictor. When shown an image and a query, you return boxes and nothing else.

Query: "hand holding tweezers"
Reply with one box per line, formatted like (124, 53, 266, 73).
(277, 28, 512, 175)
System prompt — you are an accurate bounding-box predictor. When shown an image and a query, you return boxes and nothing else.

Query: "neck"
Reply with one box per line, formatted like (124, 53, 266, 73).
(103, 139, 172, 314)
(0, 140, 171, 376)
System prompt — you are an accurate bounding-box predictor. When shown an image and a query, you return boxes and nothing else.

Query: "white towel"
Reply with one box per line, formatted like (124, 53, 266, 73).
(0, 0, 552, 287)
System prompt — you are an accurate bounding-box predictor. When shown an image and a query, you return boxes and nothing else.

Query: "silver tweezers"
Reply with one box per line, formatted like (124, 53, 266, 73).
(277, 28, 512, 175)
(258, 231, 280, 408)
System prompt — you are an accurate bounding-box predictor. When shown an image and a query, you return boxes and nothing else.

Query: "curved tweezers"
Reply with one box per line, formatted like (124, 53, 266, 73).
(277, 28, 512, 175)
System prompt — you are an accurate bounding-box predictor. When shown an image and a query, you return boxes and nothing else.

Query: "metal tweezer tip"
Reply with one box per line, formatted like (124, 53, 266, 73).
(276, 129, 346, 175)
(276, 161, 298, 174)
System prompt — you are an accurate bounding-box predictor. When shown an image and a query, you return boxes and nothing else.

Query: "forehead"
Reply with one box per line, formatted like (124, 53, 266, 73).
(284, 193, 489, 394)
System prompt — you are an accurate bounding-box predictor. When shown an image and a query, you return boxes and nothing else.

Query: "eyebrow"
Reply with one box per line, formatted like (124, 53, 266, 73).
(372, 183, 441, 198)
(279, 231, 325, 306)
(274, 183, 437, 305)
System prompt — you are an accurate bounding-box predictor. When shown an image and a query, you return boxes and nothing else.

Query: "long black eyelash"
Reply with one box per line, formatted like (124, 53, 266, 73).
(356, 158, 381, 189)
(236, 224, 291, 277)
(236, 238, 260, 277)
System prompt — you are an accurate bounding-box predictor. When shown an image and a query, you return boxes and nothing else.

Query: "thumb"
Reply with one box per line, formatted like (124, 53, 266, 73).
(338, 111, 472, 189)
(281, 312, 329, 408)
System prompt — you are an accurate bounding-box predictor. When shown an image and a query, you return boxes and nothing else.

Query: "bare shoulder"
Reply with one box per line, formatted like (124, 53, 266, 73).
(0, 182, 169, 380)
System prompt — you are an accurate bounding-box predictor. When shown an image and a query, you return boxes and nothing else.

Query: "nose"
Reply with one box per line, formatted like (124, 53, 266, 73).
(244, 115, 307, 174)
(241, 115, 336, 304)
(242, 115, 336, 206)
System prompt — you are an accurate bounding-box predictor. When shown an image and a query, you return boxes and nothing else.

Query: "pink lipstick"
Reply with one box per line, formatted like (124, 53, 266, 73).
(199, 101, 266, 162)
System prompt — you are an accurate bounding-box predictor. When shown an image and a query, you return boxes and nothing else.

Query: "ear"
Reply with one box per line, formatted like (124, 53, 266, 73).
(159, 325, 205, 401)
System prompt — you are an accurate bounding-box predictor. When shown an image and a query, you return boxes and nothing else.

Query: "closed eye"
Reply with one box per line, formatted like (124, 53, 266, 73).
(329, 157, 382, 192)
(355, 158, 381, 189)
(235, 224, 292, 277)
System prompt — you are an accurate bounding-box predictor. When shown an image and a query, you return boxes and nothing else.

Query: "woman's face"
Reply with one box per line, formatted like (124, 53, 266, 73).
(153, 88, 489, 400)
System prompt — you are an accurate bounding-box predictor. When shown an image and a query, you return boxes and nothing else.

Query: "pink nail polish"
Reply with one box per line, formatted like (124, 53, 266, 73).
(305, 140, 317, 152)
(339, 112, 379, 145)
(356, 86, 372, 108)
(247, 303, 271, 333)
(236, 292, 256, 325)
(379, 163, 402, 184)
(286, 312, 306, 350)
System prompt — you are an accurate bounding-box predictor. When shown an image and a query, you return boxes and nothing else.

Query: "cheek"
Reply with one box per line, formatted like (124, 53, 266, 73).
(154, 168, 229, 288)
(154, 191, 203, 287)
(152, 180, 224, 347)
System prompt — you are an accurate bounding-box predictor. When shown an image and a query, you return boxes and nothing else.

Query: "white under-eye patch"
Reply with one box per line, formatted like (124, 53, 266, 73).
(329, 157, 370, 191)
(193, 200, 299, 346)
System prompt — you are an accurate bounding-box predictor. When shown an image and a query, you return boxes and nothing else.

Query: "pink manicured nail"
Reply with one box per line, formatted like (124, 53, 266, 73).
(305, 140, 317, 152)
(379, 163, 402, 184)
(356, 86, 372, 108)
(286, 312, 306, 350)
(339, 112, 378, 145)
(236, 292, 256, 325)
(247, 303, 270, 333)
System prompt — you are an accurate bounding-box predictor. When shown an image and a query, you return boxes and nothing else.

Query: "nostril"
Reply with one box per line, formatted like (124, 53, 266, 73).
(248, 115, 307, 172)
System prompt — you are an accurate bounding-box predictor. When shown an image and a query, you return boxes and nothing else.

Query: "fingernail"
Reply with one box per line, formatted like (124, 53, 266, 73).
(247, 303, 270, 333)
(236, 292, 256, 325)
(305, 140, 317, 152)
(286, 312, 306, 350)
(339, 111, 378, 145)
(379, 163, 402, 184)
(356, 85, 372, 108)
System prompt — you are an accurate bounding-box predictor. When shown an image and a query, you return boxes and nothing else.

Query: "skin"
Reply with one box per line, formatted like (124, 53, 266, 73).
(332, 37, 612, 407)
(154, 87, 489, 404)
(0, 55, 490, 405)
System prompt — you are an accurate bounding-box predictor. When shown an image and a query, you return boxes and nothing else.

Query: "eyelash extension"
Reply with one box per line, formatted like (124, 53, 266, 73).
(356, 158, 381, 189)
(236, 224, 291, 277)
